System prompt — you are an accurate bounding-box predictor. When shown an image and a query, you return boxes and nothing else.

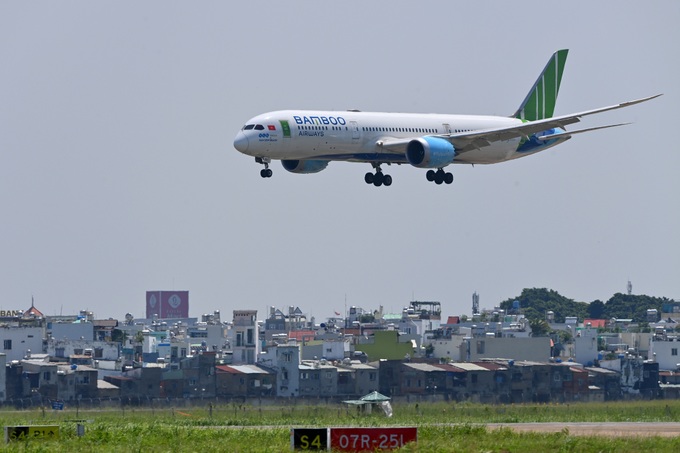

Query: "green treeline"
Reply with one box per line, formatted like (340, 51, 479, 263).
(498, 288, 674, 323)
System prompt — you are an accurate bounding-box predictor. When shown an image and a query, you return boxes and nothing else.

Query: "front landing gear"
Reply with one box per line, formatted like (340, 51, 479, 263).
(256, 157, 272, 178)
(426, 168, 453, 185)
(364, 164, 392, 187)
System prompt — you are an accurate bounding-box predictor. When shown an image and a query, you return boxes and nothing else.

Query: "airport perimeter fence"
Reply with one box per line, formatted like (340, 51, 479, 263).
(0, 393, 453, 412)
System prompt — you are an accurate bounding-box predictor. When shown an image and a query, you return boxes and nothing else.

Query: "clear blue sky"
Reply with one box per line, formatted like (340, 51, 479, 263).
(1, 1, 678, 321)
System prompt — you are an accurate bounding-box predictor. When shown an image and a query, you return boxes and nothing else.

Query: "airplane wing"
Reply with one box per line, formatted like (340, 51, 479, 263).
(379, 94, 661, 155)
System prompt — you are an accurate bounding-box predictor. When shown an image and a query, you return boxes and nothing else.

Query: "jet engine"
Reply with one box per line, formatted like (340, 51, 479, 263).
(281, 159, 329, 174)
(406, 137, 456, 168)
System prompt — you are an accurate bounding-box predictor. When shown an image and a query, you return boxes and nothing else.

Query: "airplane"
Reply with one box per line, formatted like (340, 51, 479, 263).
(233, 49, 660, 187)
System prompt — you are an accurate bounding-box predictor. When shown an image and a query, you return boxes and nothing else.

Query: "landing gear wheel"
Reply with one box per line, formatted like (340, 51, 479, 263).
(366, 164, 392, 187)
(427, 168, 453, 185)
(256, 157, 273, 178)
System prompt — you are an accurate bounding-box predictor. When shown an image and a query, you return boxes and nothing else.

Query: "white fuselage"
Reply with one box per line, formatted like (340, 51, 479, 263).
(234, 110, 532, 166)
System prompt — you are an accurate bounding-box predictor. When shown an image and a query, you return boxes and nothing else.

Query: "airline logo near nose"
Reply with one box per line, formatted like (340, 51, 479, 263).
(293, 115, 347, 126)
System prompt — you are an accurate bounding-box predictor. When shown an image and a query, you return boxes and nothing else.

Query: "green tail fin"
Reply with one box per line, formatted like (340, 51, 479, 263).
(513, 49, 568, 121)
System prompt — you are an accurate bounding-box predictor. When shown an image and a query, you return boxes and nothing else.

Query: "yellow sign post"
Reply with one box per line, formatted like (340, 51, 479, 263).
(4, 425, 60, 442)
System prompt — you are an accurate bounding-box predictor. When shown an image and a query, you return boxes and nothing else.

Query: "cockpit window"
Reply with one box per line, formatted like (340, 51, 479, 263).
(254, 124, 264, 130)
(243, 124, 255, 130)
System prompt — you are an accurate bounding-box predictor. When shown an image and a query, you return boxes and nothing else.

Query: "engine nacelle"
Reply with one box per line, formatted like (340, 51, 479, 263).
(281, 159, 329, 174)
(406, 137, 456, 168)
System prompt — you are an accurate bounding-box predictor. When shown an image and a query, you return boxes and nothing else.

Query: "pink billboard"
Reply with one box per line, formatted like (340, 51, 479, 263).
(146, 291, 189, 319)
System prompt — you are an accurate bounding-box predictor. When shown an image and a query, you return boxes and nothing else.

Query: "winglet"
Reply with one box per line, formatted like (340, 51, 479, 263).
(513, 49, 569, 121)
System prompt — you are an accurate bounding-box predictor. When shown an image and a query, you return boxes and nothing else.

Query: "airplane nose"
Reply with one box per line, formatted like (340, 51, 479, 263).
(233, 131, 249, 153)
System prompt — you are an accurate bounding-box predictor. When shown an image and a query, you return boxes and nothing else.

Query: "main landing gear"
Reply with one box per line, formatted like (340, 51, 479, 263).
(364, 164, 392, 187)
(256, 157, 272, 178)
(426, 168, 453, 185)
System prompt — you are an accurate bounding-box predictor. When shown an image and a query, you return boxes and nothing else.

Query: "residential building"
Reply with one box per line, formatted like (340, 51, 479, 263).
(0, 353, 5, 402)
(22, 360, 58, 399)
(263, 306, 309, 342)
(301, 337, 349, 361)
(355, 331, 413, 361)
(585, 366, 622, 400)
(215, 364, 275, 398)
(259, 343, 301, 397)
(342, 361, 378, 396)
(460, 336, 550, 362)
(4, 361, 30, 400)
(0, 326, 44, 362)
(649, 333, 680, 371)
(47, 338, 120, 362)
(56, 364, 98, 401)
(600, 356, 660, 397)
(187, 323, 228, 353)
(93, 319, 118, 342)
(232, 310, 259, 364)
(400, 362, 447, 396)
(298, 360, 338, 397)
(573, 326, 600, 366)
(180, 351, 216, 398)
(104, 366, 162, 400)
(48, 321, 94, 341)
(430, 336, 466, 361)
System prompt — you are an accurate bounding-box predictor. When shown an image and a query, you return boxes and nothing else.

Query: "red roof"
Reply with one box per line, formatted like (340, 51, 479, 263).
(583, 319, 606, 328)
(473, 362, 507, 371)
(288, 330, 316, 341)
(216, 365, 239, 374)
(446, 316, 460, 325)
(341, 328, 360, 336)
(24, 305, 44, 318)
(433, 363, 467, 373)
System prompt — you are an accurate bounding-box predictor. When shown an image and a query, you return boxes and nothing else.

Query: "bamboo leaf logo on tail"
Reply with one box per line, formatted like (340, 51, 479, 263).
(513, 49, 569, 121)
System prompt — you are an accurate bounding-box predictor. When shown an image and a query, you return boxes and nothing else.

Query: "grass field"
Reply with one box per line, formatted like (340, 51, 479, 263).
(1, 400, 680, 451)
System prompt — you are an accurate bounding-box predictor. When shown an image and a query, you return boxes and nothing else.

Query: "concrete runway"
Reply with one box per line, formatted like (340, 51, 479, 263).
(483, 422, 680, 437)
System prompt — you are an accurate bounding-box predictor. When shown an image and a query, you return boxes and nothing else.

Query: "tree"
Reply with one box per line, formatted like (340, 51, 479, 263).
(529, 318, 550, 337)
(603, 293, 671, 322)
(555, 329, 574, 344)
(111, 329, 127, 343)
(499, 288, 588, 323)
(424, 343, 435, 358)
(359, 314, 375, 323)
(588, 300, 606, 319)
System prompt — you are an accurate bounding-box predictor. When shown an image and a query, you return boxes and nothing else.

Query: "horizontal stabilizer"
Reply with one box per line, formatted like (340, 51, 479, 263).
(536, 123, 631, 140)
